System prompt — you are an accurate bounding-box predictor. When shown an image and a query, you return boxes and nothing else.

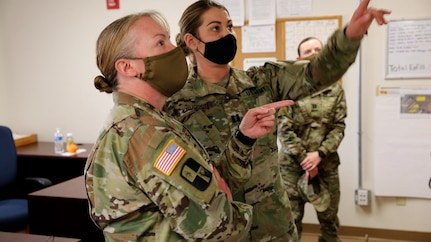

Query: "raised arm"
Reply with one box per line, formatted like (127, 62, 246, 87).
(345, 0, 391, 40)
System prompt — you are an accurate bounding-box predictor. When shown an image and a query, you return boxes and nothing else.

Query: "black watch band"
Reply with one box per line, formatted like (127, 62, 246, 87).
(234, 128, 256, 146)
(317, 150, 326, 159)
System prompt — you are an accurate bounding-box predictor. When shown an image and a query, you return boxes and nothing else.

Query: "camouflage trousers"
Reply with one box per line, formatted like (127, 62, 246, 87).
(241, 230, 298, 242)
(283, 170, 341, 242)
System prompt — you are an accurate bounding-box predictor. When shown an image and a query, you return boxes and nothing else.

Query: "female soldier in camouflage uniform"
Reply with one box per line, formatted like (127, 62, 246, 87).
(85, 10, 292, 241)
(165, 0, 390, 241)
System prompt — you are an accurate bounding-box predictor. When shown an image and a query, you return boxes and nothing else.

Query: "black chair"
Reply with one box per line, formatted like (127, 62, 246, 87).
(0, 125, 52, 232)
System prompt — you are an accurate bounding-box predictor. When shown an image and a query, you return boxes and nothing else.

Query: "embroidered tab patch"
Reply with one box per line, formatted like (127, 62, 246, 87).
(154, 140, 186, 176)
(181, 158, 212, 191)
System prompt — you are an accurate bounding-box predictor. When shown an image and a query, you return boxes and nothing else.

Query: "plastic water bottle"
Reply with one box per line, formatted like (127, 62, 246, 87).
(54, 128, 64, 154)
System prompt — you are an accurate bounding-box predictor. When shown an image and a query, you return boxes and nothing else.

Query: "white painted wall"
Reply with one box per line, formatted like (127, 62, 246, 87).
(0, 28, 6, 119)
(1, 0, 430, 234)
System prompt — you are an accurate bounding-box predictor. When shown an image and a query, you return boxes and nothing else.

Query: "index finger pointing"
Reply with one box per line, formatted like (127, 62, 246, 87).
(352, 0, 370, 21)
(260, 100, 294, 109)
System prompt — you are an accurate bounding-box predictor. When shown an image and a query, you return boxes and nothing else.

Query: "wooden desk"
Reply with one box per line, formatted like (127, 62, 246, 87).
(28, 176, 104, 242)
(17, 142, 94, 185)
(0, 232, 81, 242)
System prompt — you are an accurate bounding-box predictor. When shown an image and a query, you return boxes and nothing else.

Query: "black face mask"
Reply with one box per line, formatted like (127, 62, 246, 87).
(195, 34, 237, 64)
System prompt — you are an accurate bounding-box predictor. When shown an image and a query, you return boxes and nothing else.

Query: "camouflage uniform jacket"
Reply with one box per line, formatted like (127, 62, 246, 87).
(277, 82, 347, 174)
(84, 92, 255, 242)
(164, 29, 359, 241)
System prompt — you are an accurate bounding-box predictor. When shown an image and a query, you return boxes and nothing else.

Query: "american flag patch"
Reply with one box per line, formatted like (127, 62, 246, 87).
(154, 140, 186, 176)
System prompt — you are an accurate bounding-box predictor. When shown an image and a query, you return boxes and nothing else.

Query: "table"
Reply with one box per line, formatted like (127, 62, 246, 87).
(28, 175, 104, 242)
(17, 142, 94, 185)
(0, 232, 81, 242)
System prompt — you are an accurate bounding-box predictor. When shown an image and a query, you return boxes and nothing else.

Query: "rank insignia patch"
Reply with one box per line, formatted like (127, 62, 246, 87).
(154, 140, 186, 176)
(181, 158, 212, 191)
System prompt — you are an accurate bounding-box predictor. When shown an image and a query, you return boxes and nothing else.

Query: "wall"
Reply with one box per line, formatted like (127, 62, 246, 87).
(359, 0, 431, 233)
(0, 19, 6, 120)
(1, 0, 430, 234)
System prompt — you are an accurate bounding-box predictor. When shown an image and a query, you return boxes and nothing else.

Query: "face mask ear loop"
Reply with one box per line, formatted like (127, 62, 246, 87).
(136, 73, 145, 81)
(192, 35, 206, 58)
(192, 34, 205, 44)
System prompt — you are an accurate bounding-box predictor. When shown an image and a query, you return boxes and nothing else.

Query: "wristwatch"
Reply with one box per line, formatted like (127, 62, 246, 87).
(317, 149, 326, 159)
(234, 128, 256, 146)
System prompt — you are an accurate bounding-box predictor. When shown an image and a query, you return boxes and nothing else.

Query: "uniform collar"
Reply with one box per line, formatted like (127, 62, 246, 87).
(114, 92, 161, 115)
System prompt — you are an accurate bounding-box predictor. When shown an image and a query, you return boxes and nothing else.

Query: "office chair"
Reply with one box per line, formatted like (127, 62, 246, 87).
(0, 125, 52, 232)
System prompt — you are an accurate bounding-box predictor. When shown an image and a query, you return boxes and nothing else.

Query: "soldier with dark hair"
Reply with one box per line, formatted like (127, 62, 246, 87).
(165, 0, 390, 241)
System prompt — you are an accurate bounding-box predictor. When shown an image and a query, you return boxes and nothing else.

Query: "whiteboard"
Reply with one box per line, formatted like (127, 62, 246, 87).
(386, 19, 431, 79)
(374, 86, 431, 199)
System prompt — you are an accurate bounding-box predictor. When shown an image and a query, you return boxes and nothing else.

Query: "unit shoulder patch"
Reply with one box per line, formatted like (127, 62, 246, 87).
(181, 158, 212, 191)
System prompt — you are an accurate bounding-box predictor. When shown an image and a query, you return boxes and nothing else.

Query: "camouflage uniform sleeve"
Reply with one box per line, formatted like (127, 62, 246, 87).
(213, 135, 253, 193)
(126, 130, 253, 241)
(277, 106, 308, 163)
(317, 85, 347, 155)
(309, 28, 361, 89)
(86, 121, 253, 241)
(269, 28, 361, 101)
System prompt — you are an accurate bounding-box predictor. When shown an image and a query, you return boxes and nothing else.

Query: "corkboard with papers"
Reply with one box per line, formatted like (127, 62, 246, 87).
(232, 16, 342, 70)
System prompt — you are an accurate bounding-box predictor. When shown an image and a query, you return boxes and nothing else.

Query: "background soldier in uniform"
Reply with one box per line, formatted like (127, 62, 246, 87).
(278, 37, 347, 242)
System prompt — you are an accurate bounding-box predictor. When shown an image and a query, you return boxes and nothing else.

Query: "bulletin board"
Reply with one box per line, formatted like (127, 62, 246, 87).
(374, 86, 431, 199)
(385, 18, 431, 79)
(232, 16, 342, 70)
